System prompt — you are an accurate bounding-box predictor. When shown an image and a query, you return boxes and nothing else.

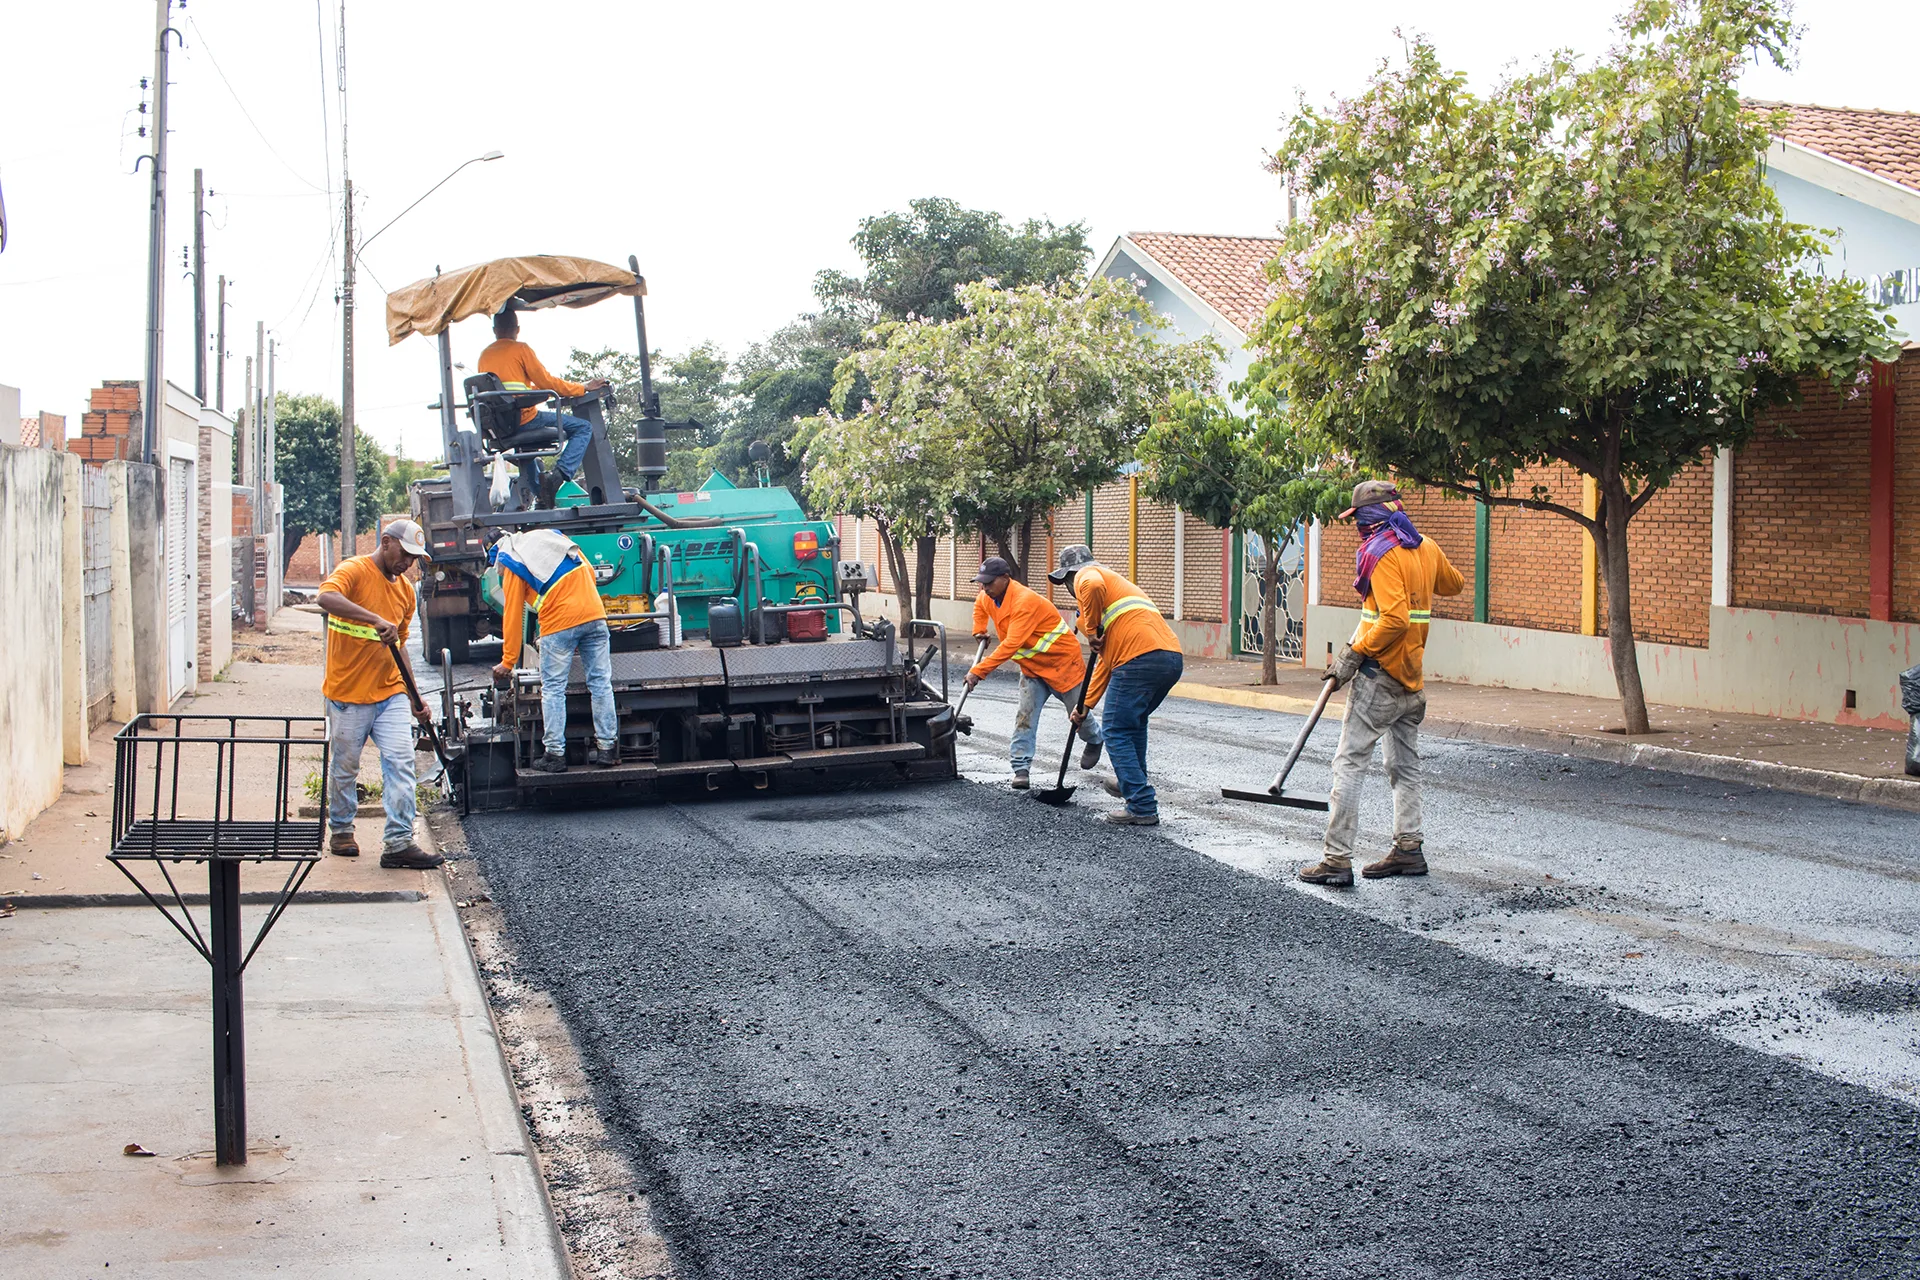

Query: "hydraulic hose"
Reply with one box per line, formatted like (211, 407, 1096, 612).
(636, 493, 723, 529)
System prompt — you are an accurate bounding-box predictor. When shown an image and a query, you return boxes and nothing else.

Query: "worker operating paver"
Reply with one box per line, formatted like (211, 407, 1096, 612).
(1050, 544, 1183, 826)
(1299, 480, 1465, 887)
(489, 528, 619, 772)
(478, 306, 610, 509)
(315, 519, 441, 869)
(964, 556, 1103, 790)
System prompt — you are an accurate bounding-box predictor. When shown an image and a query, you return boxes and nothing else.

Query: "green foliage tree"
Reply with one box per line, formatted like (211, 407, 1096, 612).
(1138, 390, 1356, 684)
(805, 278, 1218, 619)
(710, 312, 867, 494)
(815, 197, 1092, 324)
(1252, 0, 1899, 732)
(566, 344, 737, 490)
(273, 392, 391, 566)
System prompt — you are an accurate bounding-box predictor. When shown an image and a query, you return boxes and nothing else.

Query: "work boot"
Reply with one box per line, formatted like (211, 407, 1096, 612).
(1297, 859, 1355, 887)
(329, 829, 359, 858)
(380, 842, 444, 870)
(1101, 777, 1124, 798)
(1010, 770, 1030, 790)
(1362, 846, 1429, 879)
(538, 466, 567, 510)
(1079, 740, 1104, 770)
(530, 751, 568, 773)
(1105, 810, 1159, 826)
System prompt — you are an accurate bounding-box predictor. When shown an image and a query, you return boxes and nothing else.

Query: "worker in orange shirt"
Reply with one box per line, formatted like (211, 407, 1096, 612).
(316, 519, 441, 870)
(488, 529, 620, 772)
(1051, 545, 1184, 826)
(478, 307, 609, 509)
(1298, 480, 1465, 888)
(963, 556, 1103, 790)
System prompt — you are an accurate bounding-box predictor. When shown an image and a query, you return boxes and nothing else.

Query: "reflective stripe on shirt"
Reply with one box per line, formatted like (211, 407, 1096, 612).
(1014, 619, 1070, 660)
(1100, 596, 1156, 628)
(1359, 607, 1432, 622)
(327, 615, 381, 642)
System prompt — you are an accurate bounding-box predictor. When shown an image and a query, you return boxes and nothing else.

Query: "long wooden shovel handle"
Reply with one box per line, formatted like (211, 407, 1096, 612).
(1268, 677, 1338, 794)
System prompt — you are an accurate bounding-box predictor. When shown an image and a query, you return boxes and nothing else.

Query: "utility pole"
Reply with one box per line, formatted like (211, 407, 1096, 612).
(242, 355, 254, 485)
(215, 275, 228, 412)
(192, 168, 206, 403)
(252, 321, 265, 485)
(337, 1, 356, 565)
(141, 0, 175, 465)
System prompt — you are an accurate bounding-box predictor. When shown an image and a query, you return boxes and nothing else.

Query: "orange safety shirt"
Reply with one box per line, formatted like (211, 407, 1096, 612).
(501, 560, 607, 669)
(478, 339, 587, 425)
(319, 555, 416, 704)
(1071, 563, 1181, 707)
(1348, 538, 1464, 693)
(969, 578, 1085, 694)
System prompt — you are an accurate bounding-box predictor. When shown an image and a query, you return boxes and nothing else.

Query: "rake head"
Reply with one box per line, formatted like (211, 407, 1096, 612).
(1220, 786, 1331, 811)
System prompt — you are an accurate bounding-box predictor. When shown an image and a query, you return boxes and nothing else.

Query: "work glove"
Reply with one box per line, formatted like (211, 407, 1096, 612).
(1326, 644, 1362, 689)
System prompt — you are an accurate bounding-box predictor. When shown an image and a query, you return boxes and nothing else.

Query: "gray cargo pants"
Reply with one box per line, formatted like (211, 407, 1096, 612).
(1322, 667, 1426, 869)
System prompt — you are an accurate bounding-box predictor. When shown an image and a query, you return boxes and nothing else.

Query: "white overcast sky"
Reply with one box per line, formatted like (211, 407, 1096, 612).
(3, 1, 1914, 460)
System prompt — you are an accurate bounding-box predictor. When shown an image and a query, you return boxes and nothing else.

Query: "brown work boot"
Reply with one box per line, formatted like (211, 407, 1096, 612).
(329, 829, 359, 858)
(1362, 846, 1429, 879)
(1297, 859, 1355, 887)
(379, 843, 444, 870)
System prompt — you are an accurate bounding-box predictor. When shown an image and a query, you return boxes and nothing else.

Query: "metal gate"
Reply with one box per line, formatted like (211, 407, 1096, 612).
(167, 456, 194, 698)
(81, 465, 114, 728)
(1235, 528, 1307, 663)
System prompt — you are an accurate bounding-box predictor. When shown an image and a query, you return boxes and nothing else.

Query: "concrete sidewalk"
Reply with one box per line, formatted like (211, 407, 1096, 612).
(0, 631, 568, 1278)
(1171, 654, 1920, 813)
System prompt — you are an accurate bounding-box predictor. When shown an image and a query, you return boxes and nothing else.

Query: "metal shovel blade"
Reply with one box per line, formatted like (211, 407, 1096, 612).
(1033, 784, 1078, 807)
(1220, 786, 1331, 811)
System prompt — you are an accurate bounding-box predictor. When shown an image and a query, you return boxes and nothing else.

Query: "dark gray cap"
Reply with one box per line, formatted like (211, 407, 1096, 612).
(1047, 543, 1097, 584)
(974, 556, 1013, 585)
(1338, 479, 1402, 518)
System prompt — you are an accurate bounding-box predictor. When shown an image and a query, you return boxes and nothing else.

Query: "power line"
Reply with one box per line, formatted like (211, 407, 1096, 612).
(184, 16, 327, 193)
(314, 0, 334, 198)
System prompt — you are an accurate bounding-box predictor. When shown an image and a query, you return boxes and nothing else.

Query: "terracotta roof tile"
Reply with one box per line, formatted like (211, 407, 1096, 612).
(1124, 233, 1283, 335)
(1751, 99, 1920, 194)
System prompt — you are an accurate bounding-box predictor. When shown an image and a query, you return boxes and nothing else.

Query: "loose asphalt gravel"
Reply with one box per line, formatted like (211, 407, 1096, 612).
(466, 763, 1920, 1279)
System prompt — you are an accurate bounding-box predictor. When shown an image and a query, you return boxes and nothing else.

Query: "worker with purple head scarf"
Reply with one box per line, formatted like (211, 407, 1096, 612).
(1298, 480, 1465, 888)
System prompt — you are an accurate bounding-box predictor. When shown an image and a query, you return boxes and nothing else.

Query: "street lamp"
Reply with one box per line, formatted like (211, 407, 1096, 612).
(340, 150, 503, 564)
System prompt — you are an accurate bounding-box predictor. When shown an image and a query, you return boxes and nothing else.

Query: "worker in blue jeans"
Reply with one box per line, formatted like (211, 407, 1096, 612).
(1052, 545, 1185, 826)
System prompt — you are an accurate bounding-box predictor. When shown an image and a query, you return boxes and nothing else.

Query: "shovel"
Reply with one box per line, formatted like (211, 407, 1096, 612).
(951, 638, 989, 735)
(1033, 653, 1098, 808)
(387, 639, 456, 788)
(1221, 675, 1335, 811)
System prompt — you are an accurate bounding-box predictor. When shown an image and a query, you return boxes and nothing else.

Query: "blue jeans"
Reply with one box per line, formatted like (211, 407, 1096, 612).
(529, 410, 594, 480)
(327, 693, 417, 852)
(1009, 672, 1102, 772)
(1099, 648, 1184, 817)
(539, 618, 617, 756)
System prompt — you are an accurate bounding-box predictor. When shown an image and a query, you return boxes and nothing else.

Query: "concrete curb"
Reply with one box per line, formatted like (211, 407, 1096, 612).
(417, 816, 575, 1280)
(1169, 682, 1920, 816)
(0, 889, 425, 910)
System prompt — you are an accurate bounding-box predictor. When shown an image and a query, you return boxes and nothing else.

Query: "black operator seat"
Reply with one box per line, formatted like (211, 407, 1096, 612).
(462, 373, 562, 452)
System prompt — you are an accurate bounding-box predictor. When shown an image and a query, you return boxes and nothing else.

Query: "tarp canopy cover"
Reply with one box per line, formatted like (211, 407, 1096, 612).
(385, 255, 645, 345)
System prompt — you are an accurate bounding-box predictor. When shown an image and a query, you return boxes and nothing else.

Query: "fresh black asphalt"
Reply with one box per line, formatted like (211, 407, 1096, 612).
(465, 775, 1920, 1279)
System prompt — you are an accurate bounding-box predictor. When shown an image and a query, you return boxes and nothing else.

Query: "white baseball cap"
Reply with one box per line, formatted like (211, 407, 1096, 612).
(382, 518, 431, 560)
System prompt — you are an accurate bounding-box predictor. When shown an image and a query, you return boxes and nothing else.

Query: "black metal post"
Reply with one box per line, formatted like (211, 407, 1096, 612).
(209, 855, 247, 1165)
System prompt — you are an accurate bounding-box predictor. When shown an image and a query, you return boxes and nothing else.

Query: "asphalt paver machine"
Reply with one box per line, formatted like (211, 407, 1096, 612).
(386, 255, 959, 807)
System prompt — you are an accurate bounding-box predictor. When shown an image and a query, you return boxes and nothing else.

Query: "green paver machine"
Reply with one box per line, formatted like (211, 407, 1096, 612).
(386, 255, 959, 807)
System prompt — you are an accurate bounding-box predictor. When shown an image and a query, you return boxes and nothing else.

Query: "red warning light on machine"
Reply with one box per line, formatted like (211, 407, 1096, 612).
(792, 530, 820, 560)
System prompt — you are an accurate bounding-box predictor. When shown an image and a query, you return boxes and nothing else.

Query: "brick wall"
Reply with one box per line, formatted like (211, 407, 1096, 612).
(1181, 513, 1224, 623)
(1732, 381, 1872, 618)
(1607, 460, 1713, 647)
(71, 381, 141, 463)
(284, 531, 378, 586)
(1134, 491, 1178, 614)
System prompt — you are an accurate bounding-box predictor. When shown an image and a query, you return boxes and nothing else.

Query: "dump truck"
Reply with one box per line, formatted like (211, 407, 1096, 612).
(386, 255, 959, 808)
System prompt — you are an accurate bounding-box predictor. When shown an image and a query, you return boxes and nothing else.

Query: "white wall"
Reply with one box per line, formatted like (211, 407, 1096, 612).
(0, 444, 67, 839)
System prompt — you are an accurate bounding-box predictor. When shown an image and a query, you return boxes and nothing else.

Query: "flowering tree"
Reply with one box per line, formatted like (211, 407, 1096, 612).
(805, 277, 1217, 619)
(1250, 0, 1898, 732)
(1138, 388, 1356, 684)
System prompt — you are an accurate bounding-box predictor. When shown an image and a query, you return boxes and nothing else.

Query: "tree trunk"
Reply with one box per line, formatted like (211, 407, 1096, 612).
(875, 517, 913, 627)
(1595, 469, 1652, 735)
(1016, 518, 1035, 585)
(1260, 531, 1281, 686)
(284, 524, 307, 569)
(990, 528, 1017, 579)
(913, 534, 936, 621)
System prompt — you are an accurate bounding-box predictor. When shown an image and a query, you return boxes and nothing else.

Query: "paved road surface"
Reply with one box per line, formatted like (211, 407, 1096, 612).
(462, 667, 1920, 1278)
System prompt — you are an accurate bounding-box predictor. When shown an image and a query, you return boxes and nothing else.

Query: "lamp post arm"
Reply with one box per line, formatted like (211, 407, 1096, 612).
(358, 151, 502, 257)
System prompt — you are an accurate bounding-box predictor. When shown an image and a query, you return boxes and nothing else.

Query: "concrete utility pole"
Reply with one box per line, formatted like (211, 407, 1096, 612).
(141, 0, 176, 465)
(215, 274, 228, 412)
(337, 1, 356, 565)
(192, 168, 206, 403)
(242, 355, 254, 485)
